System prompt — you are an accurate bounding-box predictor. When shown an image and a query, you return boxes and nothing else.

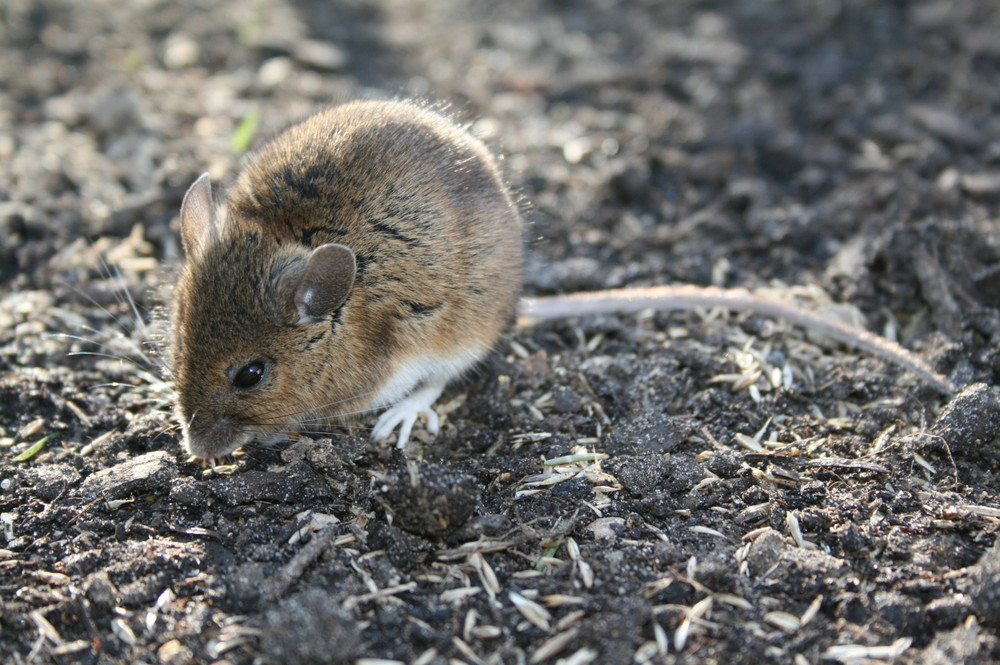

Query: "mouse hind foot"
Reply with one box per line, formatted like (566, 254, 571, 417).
(371, 378, 447, 449)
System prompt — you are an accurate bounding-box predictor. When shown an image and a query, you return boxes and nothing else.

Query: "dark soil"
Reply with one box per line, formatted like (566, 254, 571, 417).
(3, 1, 1000, 663)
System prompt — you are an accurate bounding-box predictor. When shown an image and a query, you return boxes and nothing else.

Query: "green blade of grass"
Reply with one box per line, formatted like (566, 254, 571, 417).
(231, 106, 261, 154)
(12, 434, 55, 462)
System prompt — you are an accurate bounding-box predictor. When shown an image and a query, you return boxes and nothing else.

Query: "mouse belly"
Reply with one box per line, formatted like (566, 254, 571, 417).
(369, 347, 488, 448)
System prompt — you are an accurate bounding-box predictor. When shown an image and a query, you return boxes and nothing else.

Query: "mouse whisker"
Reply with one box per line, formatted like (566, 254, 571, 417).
(252, 390, 380, 425)
(244, 390, 350, 422)
(51, 274, 175, 386)
(57, 274, 171, 378)
(279, 403, 384, 427)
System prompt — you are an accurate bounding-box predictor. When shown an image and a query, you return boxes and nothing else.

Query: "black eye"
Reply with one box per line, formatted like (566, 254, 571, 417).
(233, 361, 267, 389)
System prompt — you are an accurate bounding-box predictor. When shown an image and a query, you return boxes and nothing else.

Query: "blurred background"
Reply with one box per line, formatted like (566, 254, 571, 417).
(3, 0, 998, 307)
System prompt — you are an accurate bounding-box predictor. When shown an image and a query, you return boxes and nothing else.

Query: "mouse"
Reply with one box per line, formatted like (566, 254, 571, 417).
(172, 100, 523, 461)
(171, 100, 955, 462)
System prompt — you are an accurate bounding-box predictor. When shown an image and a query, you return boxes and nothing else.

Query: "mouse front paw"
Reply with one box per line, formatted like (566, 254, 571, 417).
(372, 379, 446, 448)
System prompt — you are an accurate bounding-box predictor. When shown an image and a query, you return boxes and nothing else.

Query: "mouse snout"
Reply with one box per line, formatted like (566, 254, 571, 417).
(183, 416, 247, 461)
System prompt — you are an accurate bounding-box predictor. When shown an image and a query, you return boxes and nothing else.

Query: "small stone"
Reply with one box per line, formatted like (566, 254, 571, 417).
(294, 40, 347, 71)
(925, 595, 973, 630)
(163, 34, 200, 68)
(836, 523, 869, 554)
(550, 475, 592, 500)
(872, 591, 925, 634)
(168, 477, 209, 507)
(703, 449, 742, 479)
(227, 562, 269, 602)
(931, 383, 1000, 456)
(202, 461, 329, 504)
(157, 638, 193, 665)
(961, 172, 1000, 195)
(552, 386, 582, 414)
(747, 528, 786, 577)
(586, 517, 626, 541)
(258, 57, 293, 88)
(970, 542, 1000, 630)
(773, 547, 851, 598)
(916, 619, 988, 665)
(449, 513, 515, 543)
(562, 137, 591, 164)
(78, 451, 177, 500)
(908, 104, 983, 146)
(87, 85, 144, 135)
(84, 571, 119, 609)
(26, 463, 80, 500)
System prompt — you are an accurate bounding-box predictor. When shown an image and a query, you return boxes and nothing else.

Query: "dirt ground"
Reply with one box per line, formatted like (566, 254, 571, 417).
(2, 0, 1000, 663)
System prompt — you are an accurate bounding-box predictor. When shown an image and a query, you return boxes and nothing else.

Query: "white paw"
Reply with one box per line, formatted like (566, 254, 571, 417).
(371, 380, 445, 448)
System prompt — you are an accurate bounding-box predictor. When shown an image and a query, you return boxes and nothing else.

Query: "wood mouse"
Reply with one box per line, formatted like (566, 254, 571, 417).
(172, 100, 955, 461)
(173, 101, 523, 461)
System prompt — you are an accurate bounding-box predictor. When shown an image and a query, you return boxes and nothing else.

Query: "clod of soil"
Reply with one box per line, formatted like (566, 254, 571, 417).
(375, 460, 480, 537)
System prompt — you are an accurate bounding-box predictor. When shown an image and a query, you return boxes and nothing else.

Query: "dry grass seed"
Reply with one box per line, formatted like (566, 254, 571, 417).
(529, 628, 578, 663)
(560, 647, 598, 665)
(540, 594, 586, 607)
(440, 587, 482, 604)
(509, 591, 552, 631)
(469, 552, 500, 597)
(451, 636, 488, 665)
(801, 596, 823, 627)
(764, 611, 801, 633)
(820, 637, 913, 663)
(411, 649, 438, 665)
(674, 596, 713, 652)
(734, 433, 763, 452)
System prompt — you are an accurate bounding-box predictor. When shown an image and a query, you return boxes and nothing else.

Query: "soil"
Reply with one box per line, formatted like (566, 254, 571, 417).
(2, 1, 1000, 664)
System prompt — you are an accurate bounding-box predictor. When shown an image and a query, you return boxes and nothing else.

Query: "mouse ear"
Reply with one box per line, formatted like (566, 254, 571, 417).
(294, 243, 357, 324)
(179, 173, 217, 259)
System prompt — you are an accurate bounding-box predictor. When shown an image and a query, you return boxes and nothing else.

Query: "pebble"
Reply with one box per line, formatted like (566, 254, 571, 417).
(78, 451, 177, 500)
(908, 104, 983, 146)
(586, 516, 626, 541)
(931, 383, 1000, 455)
(26, 463, 81, 500)
(969, 541, 1000, 629)
(662, 453, 706, 494)
(258, 57, 293, 88)
(747, 527, 786, 577)
(961, 172, 1000, 195)
(294, 40, 347, 71)
(915, 619, 986, 665)
(83, 571, 119, 609)
(163, 34, 200, 69)
(202, 462, 330, 504)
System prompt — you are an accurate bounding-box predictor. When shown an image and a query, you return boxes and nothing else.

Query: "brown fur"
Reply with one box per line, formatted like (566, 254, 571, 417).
(172, 101, 523, 459)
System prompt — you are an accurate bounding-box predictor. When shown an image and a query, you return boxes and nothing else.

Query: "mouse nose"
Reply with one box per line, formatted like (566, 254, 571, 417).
(183, 416, 242, 460)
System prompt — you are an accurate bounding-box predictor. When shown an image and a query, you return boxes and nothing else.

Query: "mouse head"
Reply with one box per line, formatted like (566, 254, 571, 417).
(171, 174, 357, 460)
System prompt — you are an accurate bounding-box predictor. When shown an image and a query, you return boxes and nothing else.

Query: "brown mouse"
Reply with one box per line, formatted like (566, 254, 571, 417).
(172, 100, 954, 461)
(172, 101, 523, 460)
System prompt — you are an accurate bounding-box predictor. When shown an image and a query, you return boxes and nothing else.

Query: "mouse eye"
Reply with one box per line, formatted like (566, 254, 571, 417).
(233, 361, 267, 390)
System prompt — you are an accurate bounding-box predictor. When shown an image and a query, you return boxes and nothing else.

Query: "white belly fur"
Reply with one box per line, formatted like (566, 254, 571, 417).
(372, 346, 487, 410)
